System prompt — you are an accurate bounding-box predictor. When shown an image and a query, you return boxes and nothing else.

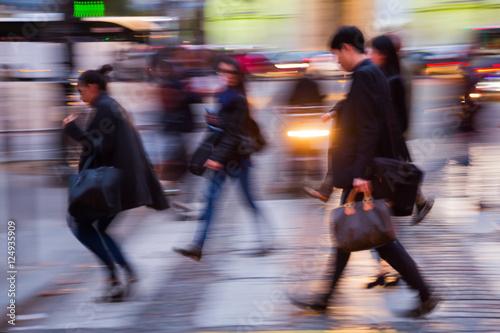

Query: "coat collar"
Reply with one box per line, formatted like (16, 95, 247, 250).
(94, 91, 110, 105)
(351, 58, 372, 72)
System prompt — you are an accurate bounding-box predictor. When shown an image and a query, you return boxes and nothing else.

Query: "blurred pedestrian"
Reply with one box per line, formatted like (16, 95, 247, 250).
(370, 35, 434, 225)
(359, 34, 434, 288)
(63, 65, 169, 302)
(387, 33, 413, 136)
(290, 26, 439, 318)
(156, 60, 195, 186)
(173, 57, 272, 261)
(303, 99, 343, 202)
(287, 68, 325, 107)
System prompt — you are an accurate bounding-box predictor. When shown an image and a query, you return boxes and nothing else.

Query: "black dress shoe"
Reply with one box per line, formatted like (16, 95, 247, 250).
(289, 295, 328, 312)
(408, 294, 440, 318)
(173, 245, 202, 261)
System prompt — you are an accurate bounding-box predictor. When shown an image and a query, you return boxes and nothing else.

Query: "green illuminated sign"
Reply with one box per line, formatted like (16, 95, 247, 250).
(74, 1, 105, 18)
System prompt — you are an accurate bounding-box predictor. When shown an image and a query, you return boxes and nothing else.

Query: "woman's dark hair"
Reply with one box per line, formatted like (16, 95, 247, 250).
(216, 57, 246, 96)
(78, 64, 113, 91)
(330, 26, 365, 54)
(371, 35, 400, 76)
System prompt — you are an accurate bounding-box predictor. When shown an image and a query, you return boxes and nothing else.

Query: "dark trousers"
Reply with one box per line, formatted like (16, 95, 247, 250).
(67, 214, 129, 275)
(323, 189, 431, 302)
(318, 148, 334, 196)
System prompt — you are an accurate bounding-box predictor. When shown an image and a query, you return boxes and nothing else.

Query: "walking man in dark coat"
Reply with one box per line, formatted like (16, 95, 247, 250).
(291, 26, 440, 318)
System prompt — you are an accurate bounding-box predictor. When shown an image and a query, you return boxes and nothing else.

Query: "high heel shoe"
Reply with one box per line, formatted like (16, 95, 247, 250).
(384, 275, 400, 287)
(366, 273, 387, 289)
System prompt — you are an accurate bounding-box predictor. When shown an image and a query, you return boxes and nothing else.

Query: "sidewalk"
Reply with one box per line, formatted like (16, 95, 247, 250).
(2, 135, 500, 332)
(3, 186, 500, 332)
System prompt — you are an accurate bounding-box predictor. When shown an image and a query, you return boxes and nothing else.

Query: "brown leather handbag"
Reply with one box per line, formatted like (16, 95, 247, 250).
(331, 189, 396, 252)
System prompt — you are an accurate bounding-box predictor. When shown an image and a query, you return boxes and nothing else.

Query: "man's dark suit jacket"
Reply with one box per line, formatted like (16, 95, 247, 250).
(331, 59, 400, 189)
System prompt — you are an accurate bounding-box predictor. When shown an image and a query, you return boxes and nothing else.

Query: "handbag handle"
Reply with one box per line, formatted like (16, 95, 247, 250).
(344, 188, 374, 215)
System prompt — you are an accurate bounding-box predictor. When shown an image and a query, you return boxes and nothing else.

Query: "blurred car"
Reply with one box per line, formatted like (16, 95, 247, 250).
(304, 51, 345, 77)
(469, 55, 500, 97)
(400, 51, 433, 76)
(424, 54, 465, 76)
(401, 46, 468, 76)
(233, 52, 277, 77)
(254, 50, 346, 78)
(280, 105, 331, 181)
(271, 51, 311, 76)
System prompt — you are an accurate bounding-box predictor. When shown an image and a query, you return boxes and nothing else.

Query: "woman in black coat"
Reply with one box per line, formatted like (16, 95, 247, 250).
(365, 35, 434, 288)
(370, 36, 433, 223)
(63, 65, 168, 301)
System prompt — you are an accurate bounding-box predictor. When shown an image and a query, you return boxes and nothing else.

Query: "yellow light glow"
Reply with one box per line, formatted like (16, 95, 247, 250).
(275, 63, 309, 69)
(19, 69, 51, 72)
(338, 80, 346, 83)
(67, 102, 87, 106)
(469, 93, 482, 98)
(287, 130, 330, 138)
(70, 83, 78, 86)
(150, 35, 173, 38)
(476, 68, 500, 73)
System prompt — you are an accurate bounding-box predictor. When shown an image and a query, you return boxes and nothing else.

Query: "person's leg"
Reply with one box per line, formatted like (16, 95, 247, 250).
(95, 215, 129, 266)
(366, 250, 401, 288)
(192, 170, 226, 249)
(291, 248, 351, 311)
(96, 215, 139, 286)
(323, 248, 351, 299)
(173, 170, 226, 261)
(318, 158, 334, 197)
(292, 189, 353, 311)
(66, 214, 117, 281)
(303, 149, 333, 202)
(237, 160, 273, 250)
(376, 240, 430, 302)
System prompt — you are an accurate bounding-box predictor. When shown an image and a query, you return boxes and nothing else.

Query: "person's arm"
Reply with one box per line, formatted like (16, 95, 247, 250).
(63, 102, 118, 158)
(350, 71, 380, 182)
(321, 99, 344, 122)
(63, 113, 85, 142)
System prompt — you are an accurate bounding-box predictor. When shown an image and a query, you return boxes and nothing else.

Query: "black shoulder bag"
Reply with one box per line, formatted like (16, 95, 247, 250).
(68, 138, 122, 220)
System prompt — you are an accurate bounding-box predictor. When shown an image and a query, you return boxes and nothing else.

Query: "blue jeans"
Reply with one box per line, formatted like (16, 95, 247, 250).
(67, 214, 129, 275)
(192, 159, 265, 249)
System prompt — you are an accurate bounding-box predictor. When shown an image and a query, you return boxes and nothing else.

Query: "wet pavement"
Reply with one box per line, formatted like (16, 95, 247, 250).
(1, 78, 500, 332)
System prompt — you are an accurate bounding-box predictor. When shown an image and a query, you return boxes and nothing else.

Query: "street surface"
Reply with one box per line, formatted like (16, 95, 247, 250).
(1, 77, 500, 332)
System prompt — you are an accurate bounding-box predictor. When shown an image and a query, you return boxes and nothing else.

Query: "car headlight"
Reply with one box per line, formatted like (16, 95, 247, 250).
(287, 130, 330, 138)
